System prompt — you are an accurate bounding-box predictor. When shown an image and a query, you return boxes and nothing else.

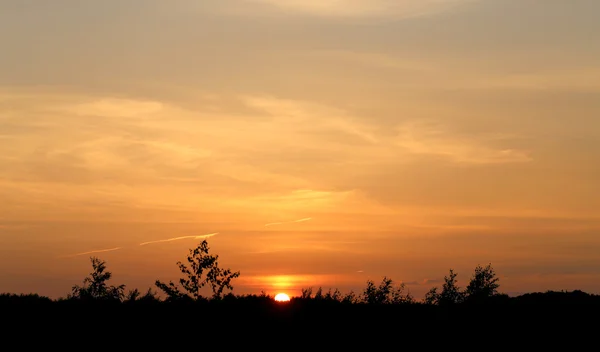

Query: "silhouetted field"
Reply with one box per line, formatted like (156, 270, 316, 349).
(2, 242, 599, 347)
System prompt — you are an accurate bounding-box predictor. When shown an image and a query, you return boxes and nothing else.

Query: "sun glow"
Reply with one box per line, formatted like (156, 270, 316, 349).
(274, 293, 291, 302)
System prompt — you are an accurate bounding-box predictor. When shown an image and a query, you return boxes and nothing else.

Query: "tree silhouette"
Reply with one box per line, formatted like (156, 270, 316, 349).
(424, 287, 439, 305)
(155, 240, 240, 300)
(363, 277, 392, 304)
(70, 257, 125, 301)
(390, 283, 414, 304)
(441, 269, 464, 305)
(465, 264, 500, 302)
(314, 286, 324, 300)
(425, 269, 464, 306)
(342, 291, 358, 304)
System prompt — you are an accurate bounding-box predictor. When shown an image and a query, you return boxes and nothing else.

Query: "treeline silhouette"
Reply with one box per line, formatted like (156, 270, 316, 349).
(2, 240, 599, 345)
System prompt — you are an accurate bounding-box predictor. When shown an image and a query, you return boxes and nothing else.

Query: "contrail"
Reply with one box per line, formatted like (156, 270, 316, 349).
(61, 247, 123, 258)
(265, 217, 312, 227)
(139, 233, 218, 246)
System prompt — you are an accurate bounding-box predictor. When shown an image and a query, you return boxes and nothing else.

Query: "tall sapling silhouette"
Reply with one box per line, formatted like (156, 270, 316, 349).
(424, 269, 465, 306)
(70, 257, 125, 301)
(465, 263, 501, 302)
(155, 240, 240, 300)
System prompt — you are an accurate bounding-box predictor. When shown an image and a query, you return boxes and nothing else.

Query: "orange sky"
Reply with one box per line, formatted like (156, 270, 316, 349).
(1, 0, 599, 299)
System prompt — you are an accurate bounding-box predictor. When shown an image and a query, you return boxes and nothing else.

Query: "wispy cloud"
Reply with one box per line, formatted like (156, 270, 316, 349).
(300, 50, 431, 71)
(265, 218, 312, 227)
(396, 120, 532, 164)
(240, 0, 475, 19)
(241, 95, 378, 144)
(0, 89, 376, 221)
(58, 98, 164, 119)
(139, 233, 219, 246)
(61, 247, 122, 258)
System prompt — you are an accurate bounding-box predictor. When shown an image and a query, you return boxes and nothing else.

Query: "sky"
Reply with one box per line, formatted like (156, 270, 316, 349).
(1, 0, 599, 300)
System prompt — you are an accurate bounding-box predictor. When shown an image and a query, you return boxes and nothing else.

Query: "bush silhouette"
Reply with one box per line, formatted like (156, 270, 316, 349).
(125, 287, 160, 304)
(362, 277, 414, 304)
(424, 264, 502, 305)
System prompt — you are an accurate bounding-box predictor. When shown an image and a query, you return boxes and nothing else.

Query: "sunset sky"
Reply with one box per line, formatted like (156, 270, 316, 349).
(1, 0, 599, 299)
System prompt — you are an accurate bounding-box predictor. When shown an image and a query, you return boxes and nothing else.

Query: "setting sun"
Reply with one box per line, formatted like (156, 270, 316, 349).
(274, 293, 291, 302)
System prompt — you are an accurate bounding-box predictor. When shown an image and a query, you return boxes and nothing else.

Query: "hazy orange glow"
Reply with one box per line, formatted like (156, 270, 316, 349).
(1, 0, 599, 300)
(240, 275, 333, 297)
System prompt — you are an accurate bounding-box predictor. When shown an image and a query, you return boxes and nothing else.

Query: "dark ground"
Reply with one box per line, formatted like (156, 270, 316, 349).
(2, 291, 599, 349)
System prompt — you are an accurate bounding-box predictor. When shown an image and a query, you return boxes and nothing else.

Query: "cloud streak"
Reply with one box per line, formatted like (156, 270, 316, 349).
(61, 247, 123, 258)
(139, 233, 219, 246)
(58, 233, 219, 259)
(265, 217, 313, 227)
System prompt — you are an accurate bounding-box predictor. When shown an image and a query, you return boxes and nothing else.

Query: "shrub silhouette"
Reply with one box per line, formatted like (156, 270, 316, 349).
(300, 277, 413, 304)
(155, 240, 240, 301)
(0, 293, 52, 306)
(70, 257, 125, 302)
(324, 288, 343, 301)
(341, 290, 359, 304)
(300, 286, 313, 299)
(300, 287, 350, 303)
(125, 287, 160, 303)
(362, 277, 414, 304)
